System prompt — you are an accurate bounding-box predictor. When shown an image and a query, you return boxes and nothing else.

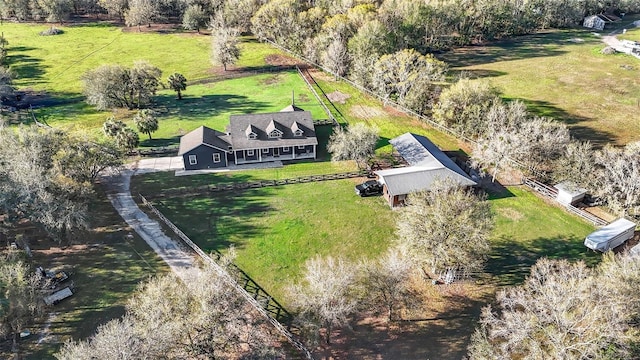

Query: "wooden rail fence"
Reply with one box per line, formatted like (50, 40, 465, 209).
(522, 177, 608, 226)
(296, 66, 338, 126)
(139, 195, 314, 360)
(148, 171, 366, 199)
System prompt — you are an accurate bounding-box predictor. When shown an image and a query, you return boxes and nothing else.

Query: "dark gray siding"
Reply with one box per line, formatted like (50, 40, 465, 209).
(182, 145, 228, 170)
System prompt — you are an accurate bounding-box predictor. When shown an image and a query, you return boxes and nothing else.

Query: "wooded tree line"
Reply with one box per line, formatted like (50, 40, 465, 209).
(431, 78, 640, 218)
(469, 254, 640, 359)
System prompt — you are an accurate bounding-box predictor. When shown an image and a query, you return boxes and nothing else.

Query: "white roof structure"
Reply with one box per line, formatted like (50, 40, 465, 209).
(376, 133, 476, 196)
(585, 218, 636, 249)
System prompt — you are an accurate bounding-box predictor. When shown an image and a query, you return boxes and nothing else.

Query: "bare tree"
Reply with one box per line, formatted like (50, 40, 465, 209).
(56, 266, 281, 359)
(98, 0, 128, 21)
(0, 256, 44, 352)
(211, 14, 240, 71)
(359, 247, 413, 321)
(396, 181, 493, 280)
(322, 36, 349, 77)
(469, 256, 640, 359)
(594, 143, 640, 218)
(327, 123, 379, 169)
(287, 255, 359, 345)
(552, 140, 595, 187)
(125, 0, 157, 30)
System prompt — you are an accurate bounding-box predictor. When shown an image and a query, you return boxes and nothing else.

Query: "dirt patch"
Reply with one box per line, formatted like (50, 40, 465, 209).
(349, 105, 385, 119)
(120, 23, 182, 34)
(264, 54, 303, 66)
(326, 90, 350, 104)
(496, 207, 524, 221)
(315, 281, 492, 359)
(259, 74, 284, 86)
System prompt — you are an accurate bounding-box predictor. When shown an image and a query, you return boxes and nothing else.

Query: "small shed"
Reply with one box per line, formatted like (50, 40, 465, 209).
(583, 15, 606, 30)
(554, 181, 586, 206)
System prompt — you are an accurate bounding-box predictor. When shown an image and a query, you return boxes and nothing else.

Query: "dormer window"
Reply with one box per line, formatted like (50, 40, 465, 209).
(266, 120, 283, 139)
(245, 124, 258, 140)
(291, 121, 304, 137)
(268, 129, 282, 138)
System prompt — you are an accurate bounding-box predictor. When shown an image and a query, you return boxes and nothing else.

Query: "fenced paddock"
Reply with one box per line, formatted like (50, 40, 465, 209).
(139, 194, 314, 360)
(522, 177, 608, 226)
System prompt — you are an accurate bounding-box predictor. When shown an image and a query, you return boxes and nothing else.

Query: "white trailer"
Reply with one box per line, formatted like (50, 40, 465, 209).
(43, 287, 73, 305)
(584, 218, 636, 252)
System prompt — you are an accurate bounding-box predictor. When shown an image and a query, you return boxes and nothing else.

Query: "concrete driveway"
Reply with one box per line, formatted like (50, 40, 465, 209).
(134, 156, 184, 174)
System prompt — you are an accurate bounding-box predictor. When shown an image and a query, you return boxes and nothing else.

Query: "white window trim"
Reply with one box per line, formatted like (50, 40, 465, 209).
(294, 130, 303, 137)
(247, 149, 255, 156)
(188, 155, 197, 165)
(248, 133, 257, 140)
(282, 146, 290, 152)
(268, 130, 281, 138)
(298, 145, 306, 149)
(262, 148, 269, 154)
(213, 153, 221, 162)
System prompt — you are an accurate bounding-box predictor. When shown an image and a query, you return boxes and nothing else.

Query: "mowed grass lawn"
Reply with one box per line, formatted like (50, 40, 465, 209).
(148, 178, 395, 304)
(134, 168, 601, 306)
(438, 26, 640, 145)
(3, 23, 325, 146)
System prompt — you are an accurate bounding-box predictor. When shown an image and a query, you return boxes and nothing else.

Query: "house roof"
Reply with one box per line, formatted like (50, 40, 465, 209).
(376, 133, 476, 196)
(178, 126, 232, 155)
(280, 104, 305, 112)
(227, 111, 318, 150)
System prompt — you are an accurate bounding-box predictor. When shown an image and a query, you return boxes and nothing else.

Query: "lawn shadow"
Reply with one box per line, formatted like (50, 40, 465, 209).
(139, 135, 181, 148)
(512, 98, 617, 146)
(151, 178, 274, 253)
(154, 93, 269, 121)
(450, 68, 508, 79)
(486, 235, 602, 286)
(6, 47, 47, 86)
(483, 179, 515, 200)
(439, 30, 599, 68)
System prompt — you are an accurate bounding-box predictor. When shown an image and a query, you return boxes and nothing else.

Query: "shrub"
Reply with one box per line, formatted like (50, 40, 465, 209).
(39, 27, 64, 36)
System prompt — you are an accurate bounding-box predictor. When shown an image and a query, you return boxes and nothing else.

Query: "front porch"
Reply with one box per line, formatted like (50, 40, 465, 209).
(235, 151, 315, 165)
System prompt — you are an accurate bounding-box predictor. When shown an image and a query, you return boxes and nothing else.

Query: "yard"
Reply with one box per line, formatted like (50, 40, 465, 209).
(131, 167, 600, 358)
(2, 186, 168, 360)
(1, 20, 615, 358)
(438, 24, 640, 146)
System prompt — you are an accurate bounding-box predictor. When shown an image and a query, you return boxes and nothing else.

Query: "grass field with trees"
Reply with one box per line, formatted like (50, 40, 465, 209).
(440, 26, 640, 146)
(0, 14, 632, 359)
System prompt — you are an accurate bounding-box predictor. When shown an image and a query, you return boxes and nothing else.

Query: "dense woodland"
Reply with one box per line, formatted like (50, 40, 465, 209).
(1, 0, 640, 359)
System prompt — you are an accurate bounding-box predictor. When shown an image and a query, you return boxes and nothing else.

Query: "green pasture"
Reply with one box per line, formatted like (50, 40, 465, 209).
(308, 72, 465, 154)
(439, 26, 640, 146)
(133, 167, 601, 306)
(147, 178, 395, 303)
(4, 23, 326, 147)
(487, 186, 599, 285)
(34, 71, 328, 146)
(2, 23, 276, 93)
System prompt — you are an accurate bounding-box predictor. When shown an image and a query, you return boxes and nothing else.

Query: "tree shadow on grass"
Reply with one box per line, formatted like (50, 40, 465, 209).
(139, 135, 181, 148)
(510, 98, 617, 146)
(6, 48, 47, 86)
(486, 235, 602, 287)
(439, 30, 599, 68)
(449, 68, 508, 79)
(153, 94, 269, 121)
(154, 185, 274, 253)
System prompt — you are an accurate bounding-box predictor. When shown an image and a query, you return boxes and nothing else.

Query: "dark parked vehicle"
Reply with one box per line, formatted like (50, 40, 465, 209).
(355, 180, 383, 197)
